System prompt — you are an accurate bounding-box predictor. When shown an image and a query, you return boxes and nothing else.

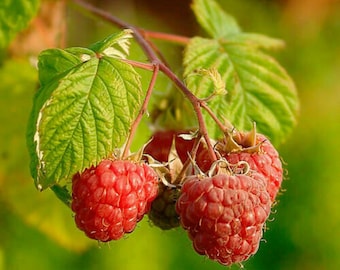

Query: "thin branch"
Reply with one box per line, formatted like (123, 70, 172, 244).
(141, 30, 190, 45)
(72, 0, 158, 61)
(200, 102, 233, 132)
(121, 59, 154, 71)
(158, 63, 217, 161)
(122, 64, 160, 159)
(144, 39, 171, 68)
(72, 0, 127, 29)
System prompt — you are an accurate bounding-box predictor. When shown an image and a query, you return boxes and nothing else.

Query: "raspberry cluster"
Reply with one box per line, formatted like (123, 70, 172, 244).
(71, 128, 283, 267)
(143, 129, 283, 266)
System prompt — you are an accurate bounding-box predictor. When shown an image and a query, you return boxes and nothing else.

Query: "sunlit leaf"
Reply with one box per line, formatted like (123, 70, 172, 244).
(27, 31, 142, 191)
(38, 47, 95, 86)
(192, 0, 241, 38)
(89, 29, 134, 58)
(228, 33, 286, 51)
(184, 37, 299, 145)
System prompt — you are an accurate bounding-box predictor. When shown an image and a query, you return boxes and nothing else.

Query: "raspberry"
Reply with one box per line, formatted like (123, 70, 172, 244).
(195, 131, 283, 202)
(225, 133, 283, 202)
(71, 159, 159, 242)
(143, 130, 207, 165)
(143, 130, 176, 163)
(148, 183, 181, 230)
(176, 172, 271, 266)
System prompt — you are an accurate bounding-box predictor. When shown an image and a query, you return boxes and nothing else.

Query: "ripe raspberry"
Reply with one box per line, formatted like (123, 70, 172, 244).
(143, 130, 176, 163)
(224, 133, 283, 202)
(176, 172, 271, 266)
(195, 132, 283, 202)
(148, 183, 181, 230)
(71, 159, 158, 242)
(143, 130, 207, 165)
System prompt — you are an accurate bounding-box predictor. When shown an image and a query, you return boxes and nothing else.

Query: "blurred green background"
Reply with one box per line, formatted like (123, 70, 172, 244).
(1, 0, 339, 269)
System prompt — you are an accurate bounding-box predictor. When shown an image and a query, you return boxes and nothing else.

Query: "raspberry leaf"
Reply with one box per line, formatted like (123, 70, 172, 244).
(89, 29, 133, 58)
(50, 184, 72, 207)
(27, 31, 142, 191)
(38, 30, 134, 85)
(191, 0, 241, 38)
(184, 37, 298, 146)
(187, 0, 298, 145)
(228, 33, 286, 51)
(0, 0, 40, 48)
(38, 47, 96, 86)
(192, 0, 284, 51)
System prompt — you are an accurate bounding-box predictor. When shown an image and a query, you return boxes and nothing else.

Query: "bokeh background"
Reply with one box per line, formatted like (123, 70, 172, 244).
(1, 0, 339, 269)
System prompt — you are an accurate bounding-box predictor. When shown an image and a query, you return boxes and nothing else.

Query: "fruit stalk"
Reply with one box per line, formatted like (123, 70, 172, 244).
(122, 64, 159, 159)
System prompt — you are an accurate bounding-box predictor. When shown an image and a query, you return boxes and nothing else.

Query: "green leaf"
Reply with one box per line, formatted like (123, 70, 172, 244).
(183, 37, 299, 146)
(89, 29, 134, 58)
(0, 0, 40, 48)
(38, 47, 96, 86)
(191, 0, 241, 38)
(27, 32, 142, 190)
(228, 33, 286, 51)
(186, 0, 298, 145)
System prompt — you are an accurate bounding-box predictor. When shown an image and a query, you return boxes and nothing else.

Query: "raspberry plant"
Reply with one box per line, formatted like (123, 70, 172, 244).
(25, 0, 299, 267)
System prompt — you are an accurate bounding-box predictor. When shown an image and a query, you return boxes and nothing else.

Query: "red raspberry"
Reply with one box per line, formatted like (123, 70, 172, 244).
(143, 130, 176, 163)
(71, 159, 158, 242)
(224, 133, 283, 202)
(195, 132, 283, 202)
(176, 172, 271, 266)
(143, 130, 207, 165)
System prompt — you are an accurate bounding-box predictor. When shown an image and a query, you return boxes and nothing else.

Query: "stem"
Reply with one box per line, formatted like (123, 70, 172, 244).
(159, 63, 217, 161)
(72, 0, 217, 162)
(144, 39, 171, 68)
(141, 30, 190, 45)
(122, 64, 160, 159)
(121, 59, 154, 71)
(72, 0, 127, 29)
(200, 102, 233, 132)
(73, 0, 158, 61)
